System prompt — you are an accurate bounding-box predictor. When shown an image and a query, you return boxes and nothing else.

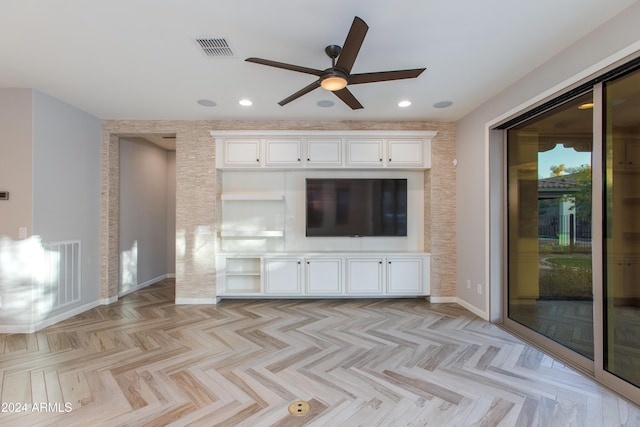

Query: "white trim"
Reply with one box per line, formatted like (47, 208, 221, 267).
(175, 297, 220, 305)
(210, 130, 438, 138)
(101, 295, 118, 305)
(0, 299, 104, 333)
(456, 297, 489, 320)
(429, 296, 457, 303)
(34, 300, 102, 331)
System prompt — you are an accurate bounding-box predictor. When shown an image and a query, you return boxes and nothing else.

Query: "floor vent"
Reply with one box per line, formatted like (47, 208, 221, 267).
(196, 37, 234, 57)
(288, 400, 311, 416)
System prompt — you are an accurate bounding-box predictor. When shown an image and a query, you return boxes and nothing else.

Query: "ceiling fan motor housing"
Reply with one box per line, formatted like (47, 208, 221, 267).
(325, 44, 342, 60)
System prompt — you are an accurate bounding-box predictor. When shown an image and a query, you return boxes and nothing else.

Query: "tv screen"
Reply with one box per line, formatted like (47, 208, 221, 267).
(306, 178, 407, 237)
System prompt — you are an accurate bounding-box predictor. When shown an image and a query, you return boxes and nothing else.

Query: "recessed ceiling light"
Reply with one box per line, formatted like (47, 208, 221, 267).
(433, 101, 453, 108)
(197, 99, 217, 107)
(239, 99, 253, 106)
(316, 100, 335, 108)
(398, 100, 412, 108)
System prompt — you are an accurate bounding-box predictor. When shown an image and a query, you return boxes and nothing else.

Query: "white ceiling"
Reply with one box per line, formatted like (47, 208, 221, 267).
(0, 0, 636, 122)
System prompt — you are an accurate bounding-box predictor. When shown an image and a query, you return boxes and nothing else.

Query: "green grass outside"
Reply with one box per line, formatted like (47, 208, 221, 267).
(546, 257, 592, 268)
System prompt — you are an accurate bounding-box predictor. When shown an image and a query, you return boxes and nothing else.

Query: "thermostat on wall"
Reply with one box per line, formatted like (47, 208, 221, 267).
(0, 191, 8, 200)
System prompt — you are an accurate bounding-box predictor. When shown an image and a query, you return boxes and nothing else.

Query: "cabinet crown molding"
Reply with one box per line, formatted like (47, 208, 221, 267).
(210, 130, 438, 138)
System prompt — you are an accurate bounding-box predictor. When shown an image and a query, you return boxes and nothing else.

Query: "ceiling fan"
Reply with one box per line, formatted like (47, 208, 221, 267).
(245, 16, 426, 110)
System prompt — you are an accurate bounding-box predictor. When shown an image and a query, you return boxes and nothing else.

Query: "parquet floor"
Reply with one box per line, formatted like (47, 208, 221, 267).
(1, 279, 638, 427)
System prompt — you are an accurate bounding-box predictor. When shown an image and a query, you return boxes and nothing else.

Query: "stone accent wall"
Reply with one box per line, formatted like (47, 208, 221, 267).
(102, 120, 456, 301)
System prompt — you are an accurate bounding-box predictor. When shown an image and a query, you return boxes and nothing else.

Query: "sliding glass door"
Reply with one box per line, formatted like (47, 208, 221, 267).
(504, 60, 640, 403)
(603, 68, 640, 388)
(507, 92, 594, 360)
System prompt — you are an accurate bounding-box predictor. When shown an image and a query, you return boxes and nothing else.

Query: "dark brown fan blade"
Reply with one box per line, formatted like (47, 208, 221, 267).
(278, 80, 322, 106)
(333, 87, 363, 110)
(349, 68, 426, 85)
(246, 58, 323, 76)
(335, 16, 368, 74)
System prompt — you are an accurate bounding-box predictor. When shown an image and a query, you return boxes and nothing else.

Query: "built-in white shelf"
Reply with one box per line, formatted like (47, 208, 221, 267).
(220, 230, 285, 238)
(221, 193, 284, 201)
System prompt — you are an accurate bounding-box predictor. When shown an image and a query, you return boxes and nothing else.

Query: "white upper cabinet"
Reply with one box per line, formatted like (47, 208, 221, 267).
(221, 139, 262, 167)
(213, 131, 437, 170)
(346, 139, 385, 167)
(305, 138, 342, 166)
(265, 139, 302, 166)
(388, 139, 429, 167)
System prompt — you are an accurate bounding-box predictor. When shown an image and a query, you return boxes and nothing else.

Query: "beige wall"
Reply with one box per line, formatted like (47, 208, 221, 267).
(102, 120, 456, 301)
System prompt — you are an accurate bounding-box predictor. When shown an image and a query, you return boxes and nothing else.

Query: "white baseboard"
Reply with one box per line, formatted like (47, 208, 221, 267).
(429, 296, 457, 303)
(101, 295, 119, 305)
(34, 300, 103, 331)
(118, 274, 172, 298)
(175, 297, 220, 305)
(0, 299, 104, 333)
(0, 323, 36, 334)
(455, 297, 490, 321)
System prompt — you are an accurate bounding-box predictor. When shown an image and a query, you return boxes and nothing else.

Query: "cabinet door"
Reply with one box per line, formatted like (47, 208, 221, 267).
(306, 258, 342, 294)
(625, 140, 640, 170)
(265, 139, 302, 166)
(347, 257, 383, 294)
(223, 139, 262, 166)
(623, 258, 640, 298)
(387, 139, 425, 167)
(387, 257, 424, 294)
(265, 258, 302, 294)
(346, 139, 384, 167)
(306, 139, 342, 166)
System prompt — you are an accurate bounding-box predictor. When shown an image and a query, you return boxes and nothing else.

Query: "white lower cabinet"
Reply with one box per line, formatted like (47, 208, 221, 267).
(217, 253, 429, 298)
(347, 257, 384, 294)
(264, 257, 302, 294)
(387, 257, 426, 295)
(306, 258, 343, 294)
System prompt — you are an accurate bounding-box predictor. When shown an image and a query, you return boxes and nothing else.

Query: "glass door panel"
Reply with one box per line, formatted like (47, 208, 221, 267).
(507, 92, 594, 359)
(604, 68, 640, 387)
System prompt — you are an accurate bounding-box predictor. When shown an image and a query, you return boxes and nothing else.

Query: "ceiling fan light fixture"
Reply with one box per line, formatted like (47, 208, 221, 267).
(321, 75, 348, 91)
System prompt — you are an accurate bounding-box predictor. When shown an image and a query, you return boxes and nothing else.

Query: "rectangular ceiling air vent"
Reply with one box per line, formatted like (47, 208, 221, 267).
(196, 37, 234, 57)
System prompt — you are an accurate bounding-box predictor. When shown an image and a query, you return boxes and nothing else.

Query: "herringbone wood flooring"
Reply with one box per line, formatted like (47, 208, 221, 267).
(1, 279, 638, 426)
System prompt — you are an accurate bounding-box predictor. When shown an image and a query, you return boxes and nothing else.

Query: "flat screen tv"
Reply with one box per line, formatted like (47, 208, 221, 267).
(306, 178, 407, 237)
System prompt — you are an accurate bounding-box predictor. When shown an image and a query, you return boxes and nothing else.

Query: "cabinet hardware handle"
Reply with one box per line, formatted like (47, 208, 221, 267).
(256, 158, 259, 162)
(298, 158, 301, 161)
(379, 261, 382, 265)
(388, 158, 392, 162)
(307, 158, 310, 161)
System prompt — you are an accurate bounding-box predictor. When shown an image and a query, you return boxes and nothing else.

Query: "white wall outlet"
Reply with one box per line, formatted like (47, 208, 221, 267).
(477, 283, 483, 295)
(466, 280, 471, 290)
(19, 227, 27, 239)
